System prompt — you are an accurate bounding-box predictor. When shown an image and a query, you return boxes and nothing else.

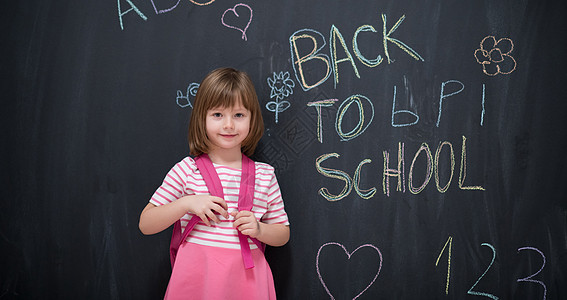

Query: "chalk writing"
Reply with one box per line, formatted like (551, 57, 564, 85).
(382, 142, 405, 196)
(435, 81, 488, 128)
(117, 0, 147, 31)
(458, 135, 485, 190)
(150, 0, 181, 14)
(352, 25, 383, 67)
(474, 36, 517, 76)
(289, 29, 332, 91)
(517, 247, 547, 300)
(381, 14, 424, 63)
(316, 154, 389, 201)
(481, 83, 486, 126)
(176, 83, 199, 108)
(330, 25, 361, 88)
(354, 159, 377, 199)
(118, 0, 217, 30)
(436, 80, 465, 127)
(434, 240, 549, 298)
(408, 143, 433, 194)
(289, 13, 423, 91)
(266, 71, 295, 123)
(316, 136, 483, 201)
(313, 239, 549, 298)
(440, 242, 550, 298)
(315, 153, 353, 202)
(436, 236, 453, 295)
(384, 136, 483, 196)
(335, 95, 374, 141)
(306, 81, 484, 143)
(434, 141, 455, 193)
(468, 243, 498, 300)
(316, 242, 382, 300)
(392, 85, 419, 127)
(307, 99, 338, 143)
(221, 3, 253, 41)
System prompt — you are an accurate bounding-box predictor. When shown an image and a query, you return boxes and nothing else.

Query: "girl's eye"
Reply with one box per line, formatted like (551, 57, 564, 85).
(235, 113, 244, 118)
(212, 112, 222, 118)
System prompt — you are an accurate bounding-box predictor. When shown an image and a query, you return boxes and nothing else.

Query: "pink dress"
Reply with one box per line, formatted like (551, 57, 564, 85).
(164, 242, 276, 299)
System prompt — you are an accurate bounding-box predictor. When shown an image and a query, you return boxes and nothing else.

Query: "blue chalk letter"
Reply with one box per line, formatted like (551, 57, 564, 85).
(117, 0, 148, 30)
(436, 80, 464, 127)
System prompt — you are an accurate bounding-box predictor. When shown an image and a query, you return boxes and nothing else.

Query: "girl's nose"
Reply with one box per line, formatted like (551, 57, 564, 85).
(223, 117, 234, 129)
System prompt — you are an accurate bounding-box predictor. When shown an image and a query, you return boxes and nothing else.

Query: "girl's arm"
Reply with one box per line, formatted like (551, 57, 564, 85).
(257, 222, 290, 247)
(231, 211, 290, 247)
(139, 195, 229, 235)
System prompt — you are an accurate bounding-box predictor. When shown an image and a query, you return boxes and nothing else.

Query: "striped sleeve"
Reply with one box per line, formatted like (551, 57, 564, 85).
(149, 157, 197, 206)
(257, 163, 289, 225)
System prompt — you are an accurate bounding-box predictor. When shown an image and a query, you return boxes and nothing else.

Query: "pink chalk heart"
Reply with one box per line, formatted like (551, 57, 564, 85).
(221, 3, 253, 41)
(316, 242, 382, 299)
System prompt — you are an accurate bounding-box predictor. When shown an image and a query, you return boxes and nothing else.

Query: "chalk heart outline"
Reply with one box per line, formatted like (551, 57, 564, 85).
(221, 3, 253, 41)
(316, 242, 383, 300)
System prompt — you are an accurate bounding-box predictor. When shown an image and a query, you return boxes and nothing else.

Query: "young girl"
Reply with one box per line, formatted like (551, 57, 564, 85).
(139, 68, 290, 299)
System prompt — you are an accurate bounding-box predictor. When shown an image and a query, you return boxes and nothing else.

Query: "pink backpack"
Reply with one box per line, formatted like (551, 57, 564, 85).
(169, 154, 264, 269)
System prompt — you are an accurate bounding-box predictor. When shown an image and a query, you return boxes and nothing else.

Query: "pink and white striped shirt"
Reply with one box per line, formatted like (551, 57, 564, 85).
(150, 157, 289, 250)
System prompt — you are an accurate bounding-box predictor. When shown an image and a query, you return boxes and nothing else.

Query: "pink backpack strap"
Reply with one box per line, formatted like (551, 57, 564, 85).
(236, 154, 264, 268)
(195, 154, 263, 269)
(169, 154, 224, 267)
(194, 154, 224, 198)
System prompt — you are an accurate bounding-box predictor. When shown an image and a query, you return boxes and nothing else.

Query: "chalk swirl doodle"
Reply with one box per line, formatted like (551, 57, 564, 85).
(474, 36, 516, 76)
(316, 242, 383, 299)
(176, 83, 199, 108)
(221, 3, 253, 41)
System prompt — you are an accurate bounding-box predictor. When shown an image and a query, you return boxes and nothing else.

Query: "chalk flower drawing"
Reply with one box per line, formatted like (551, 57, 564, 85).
(474, 36, 517, 76)
(266, 71, 295, 123)
(268, 71, 295, 100)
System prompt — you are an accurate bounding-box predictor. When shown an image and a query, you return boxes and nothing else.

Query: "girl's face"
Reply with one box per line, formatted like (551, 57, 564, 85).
(205, 102, 251, 155)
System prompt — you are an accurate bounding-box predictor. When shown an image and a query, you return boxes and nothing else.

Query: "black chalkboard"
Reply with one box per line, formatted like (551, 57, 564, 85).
(3, 0, 567, 299)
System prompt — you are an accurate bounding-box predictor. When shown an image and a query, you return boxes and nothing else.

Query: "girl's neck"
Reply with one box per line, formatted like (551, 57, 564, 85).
(206, 149, 242, 169)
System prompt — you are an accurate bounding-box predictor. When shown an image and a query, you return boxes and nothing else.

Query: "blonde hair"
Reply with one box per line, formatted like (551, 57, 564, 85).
(188, 68, 264, 157)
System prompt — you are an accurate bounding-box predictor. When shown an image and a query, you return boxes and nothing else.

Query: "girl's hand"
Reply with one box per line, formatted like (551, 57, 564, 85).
(183, 195, 229, 226)
(231, 210, 260, 238)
